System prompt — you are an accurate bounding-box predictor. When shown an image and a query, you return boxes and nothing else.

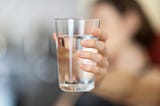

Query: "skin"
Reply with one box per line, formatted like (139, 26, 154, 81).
(77, 29, 109, 83)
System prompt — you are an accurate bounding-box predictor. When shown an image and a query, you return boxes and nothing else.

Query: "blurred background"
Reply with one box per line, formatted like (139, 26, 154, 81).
(0, 0, 159, 106)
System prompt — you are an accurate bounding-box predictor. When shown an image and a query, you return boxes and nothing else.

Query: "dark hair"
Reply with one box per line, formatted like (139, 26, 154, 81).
(95, 0, 155, 49)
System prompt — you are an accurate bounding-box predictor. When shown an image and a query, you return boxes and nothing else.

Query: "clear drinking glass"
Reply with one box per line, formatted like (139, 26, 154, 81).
(55, 18, 99, 92)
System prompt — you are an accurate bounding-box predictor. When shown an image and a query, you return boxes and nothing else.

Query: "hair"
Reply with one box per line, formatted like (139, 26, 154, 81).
(95, 0, 155, 49)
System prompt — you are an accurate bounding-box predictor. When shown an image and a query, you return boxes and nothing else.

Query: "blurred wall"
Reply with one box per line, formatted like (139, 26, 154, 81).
(0, 0, 80, 106)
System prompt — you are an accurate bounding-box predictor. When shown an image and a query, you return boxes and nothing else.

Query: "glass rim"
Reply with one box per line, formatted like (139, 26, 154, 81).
(55, 18, 99, 21)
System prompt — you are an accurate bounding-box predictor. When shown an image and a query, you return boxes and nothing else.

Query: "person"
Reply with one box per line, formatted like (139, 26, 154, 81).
(54, 0, 160, 106)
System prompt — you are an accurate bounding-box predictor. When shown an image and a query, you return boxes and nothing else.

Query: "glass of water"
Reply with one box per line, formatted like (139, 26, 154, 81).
(55, 18, 99, 92)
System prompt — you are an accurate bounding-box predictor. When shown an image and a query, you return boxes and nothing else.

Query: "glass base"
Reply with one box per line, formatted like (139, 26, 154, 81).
(59, 83, 94, 92)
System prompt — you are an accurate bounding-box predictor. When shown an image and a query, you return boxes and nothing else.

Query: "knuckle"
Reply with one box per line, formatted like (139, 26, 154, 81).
(100, 42, 106, 51)
(102, 58, 109, 69)
(97, 41, 106, 53)
(92, 40, 97, 47)
(97, 54, 103, 63)
(87, 52, 93, 59)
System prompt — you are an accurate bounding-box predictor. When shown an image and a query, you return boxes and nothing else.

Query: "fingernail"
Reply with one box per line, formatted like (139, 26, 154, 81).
(80, 64, 91, 71)
(80, 64, 86, 69)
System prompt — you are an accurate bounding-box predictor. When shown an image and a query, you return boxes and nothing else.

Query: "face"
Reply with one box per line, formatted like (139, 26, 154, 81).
(92, 3, 141, 55)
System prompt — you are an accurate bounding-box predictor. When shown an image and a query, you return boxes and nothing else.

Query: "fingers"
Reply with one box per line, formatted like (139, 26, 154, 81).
(81, 39, 107, 55)
(52, 32, 57, 41)
(77, 51, 106, 67)
(80, 64, 107, 77)
(91, 29, 108, 41)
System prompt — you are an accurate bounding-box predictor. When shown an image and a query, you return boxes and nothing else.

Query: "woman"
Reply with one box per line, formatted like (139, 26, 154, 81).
(54, 0, 160, 106)
(75, 0, 160, 106)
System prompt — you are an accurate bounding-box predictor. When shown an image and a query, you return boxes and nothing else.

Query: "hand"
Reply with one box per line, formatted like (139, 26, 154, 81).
(52, 29, 109, 84)
(77, 29, 109, 83)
